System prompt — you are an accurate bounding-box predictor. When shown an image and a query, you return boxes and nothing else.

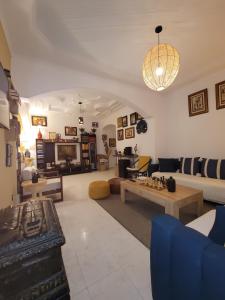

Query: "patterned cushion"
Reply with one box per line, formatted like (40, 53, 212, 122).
(201, 159, 225, 179)
(180, 157, 200, 175)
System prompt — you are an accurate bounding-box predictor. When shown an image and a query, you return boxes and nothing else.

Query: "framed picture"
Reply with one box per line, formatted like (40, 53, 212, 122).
(6, 144, 13, 167)
(109, 138, 116, 147)
(130, 112, 137, 125)
(122, 116, 128, 127)
(65, 126, 77, 136)
(49, 132, 56, 140)
(117, 117, 123, 128)
(215, 80, 225, 110)
(188, 89, 208, 117)
(31, 116, 47, 126)
(125, 127, 135, 139)
(117, 129, 124, 141)
(92, 122, 99, 128)
(137, 113, 143, 120)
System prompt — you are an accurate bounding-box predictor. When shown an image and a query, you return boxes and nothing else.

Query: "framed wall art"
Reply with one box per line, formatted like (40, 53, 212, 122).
(130, 112, 137, 125)
(122, 116, 128, 127)
(215, 80, 225, 110)
(31, 116, 47, 126)
(65, 126, 77, 136)
(109, 138, 116, 147)
(6, 144, 13, 167)
(117, 129, 124, 141)
(49, 132, 56, 140)
(92, 122, 99, 128)
(188, 89, 208, 117)
(125, 127, 135, 139)
(117, 117, 123, 128)
(137, 113, 143, 120)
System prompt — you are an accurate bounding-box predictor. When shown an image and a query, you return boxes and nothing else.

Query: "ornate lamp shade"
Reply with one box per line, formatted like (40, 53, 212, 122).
(143, 43, 180, 91)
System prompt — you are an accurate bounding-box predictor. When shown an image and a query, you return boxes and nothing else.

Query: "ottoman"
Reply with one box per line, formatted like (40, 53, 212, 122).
(108, 177, 125, 194)
(89, 180, 110, 200)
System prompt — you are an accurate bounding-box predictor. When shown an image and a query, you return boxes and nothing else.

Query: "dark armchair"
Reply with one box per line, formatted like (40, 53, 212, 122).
(150, 207, 225, 300)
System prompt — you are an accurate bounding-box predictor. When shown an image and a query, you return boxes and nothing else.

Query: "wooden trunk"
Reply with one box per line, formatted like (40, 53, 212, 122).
(0, 199, 70, 300)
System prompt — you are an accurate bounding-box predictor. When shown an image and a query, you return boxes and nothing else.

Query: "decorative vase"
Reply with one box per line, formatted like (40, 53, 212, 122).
(167, 176, 176, 192)
(32, 171, 39, 183)
(38, 129, 42, 139)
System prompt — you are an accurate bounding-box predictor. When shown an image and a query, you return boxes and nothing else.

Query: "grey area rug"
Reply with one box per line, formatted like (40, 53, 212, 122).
(95, 192, 215, 248)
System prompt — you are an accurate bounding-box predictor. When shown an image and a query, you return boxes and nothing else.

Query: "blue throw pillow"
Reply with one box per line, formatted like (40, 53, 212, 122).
(158, 158, 179, 172)
(180, 157, 200, 175)
(201, 158, 225, 179)
(208, 206, 225, 246)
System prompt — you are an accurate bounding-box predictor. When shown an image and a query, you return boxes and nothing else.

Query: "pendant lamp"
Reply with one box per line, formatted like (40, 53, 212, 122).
(78, 102, 84, 125)
(143, 25, 180, 91)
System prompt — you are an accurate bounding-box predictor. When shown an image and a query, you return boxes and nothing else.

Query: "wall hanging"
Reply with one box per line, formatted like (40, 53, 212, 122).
(188, 89, 208, 117)
(125, 127, 135, 139)
(31, 116, 47, 126)
(117, 129, 124, 141)
(136, 119, 148, 134)
(215, 80, 225, 110)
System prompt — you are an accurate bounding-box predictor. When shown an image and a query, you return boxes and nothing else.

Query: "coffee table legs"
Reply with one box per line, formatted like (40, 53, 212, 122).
(165, 194, 203, 219)
(165, 204, 180, 219)
(120, 185, 126, 203)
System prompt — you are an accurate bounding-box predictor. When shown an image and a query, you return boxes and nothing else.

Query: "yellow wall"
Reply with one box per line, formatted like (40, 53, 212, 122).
(0, 22, 17, 208)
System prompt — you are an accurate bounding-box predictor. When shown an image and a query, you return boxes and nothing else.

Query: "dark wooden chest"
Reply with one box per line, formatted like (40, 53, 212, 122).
(0, 199, 70, 300)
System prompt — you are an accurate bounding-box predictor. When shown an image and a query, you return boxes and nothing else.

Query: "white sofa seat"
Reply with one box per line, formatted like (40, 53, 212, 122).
(152, 171, 225, 204)
(187, 209, 215, 236)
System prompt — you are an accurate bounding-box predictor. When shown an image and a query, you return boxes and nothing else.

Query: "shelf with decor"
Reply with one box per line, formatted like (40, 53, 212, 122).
(81, 134, 91, 172)
(36, 139, 45, 170)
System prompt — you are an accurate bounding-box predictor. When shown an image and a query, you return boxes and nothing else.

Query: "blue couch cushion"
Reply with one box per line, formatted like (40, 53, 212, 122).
(180, 157, 200, 175)
(201, 158, 225, 179)
(158, 158, 180, 172)
(208, 206, 225, 245)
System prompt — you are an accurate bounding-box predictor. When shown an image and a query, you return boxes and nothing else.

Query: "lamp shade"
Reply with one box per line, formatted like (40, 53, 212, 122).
(143, 43, 180, 91)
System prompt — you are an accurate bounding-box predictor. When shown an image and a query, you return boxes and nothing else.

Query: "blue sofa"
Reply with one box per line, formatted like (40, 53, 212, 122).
(151, 208, 225, 300)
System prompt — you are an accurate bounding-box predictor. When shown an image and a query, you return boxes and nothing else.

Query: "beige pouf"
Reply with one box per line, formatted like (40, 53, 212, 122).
(108, 177, 125, 194)
(89, 180, 110, 200)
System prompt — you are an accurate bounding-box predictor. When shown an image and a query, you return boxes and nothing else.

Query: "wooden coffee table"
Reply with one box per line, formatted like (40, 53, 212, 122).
(120, 180, 203, 219)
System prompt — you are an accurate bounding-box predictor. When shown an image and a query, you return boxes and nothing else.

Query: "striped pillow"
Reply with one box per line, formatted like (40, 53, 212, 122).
(180, 157, 200, 175)
(201, 159, 225, 179)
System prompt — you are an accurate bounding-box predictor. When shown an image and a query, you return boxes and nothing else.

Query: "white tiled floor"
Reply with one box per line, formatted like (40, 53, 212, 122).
(56, 169, 153, 300)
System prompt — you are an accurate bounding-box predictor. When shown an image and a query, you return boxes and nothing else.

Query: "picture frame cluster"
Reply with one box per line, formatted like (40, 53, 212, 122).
(117, 112, 143, 141)
(188, 80, 225, 117)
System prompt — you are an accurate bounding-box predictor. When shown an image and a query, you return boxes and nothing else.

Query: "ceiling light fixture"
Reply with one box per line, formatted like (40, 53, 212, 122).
(142, 25, 180, 92)
(78, 101, 84, 125)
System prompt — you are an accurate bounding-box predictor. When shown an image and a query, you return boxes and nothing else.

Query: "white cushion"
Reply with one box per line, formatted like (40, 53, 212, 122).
(127, 167, 138, 171)
(187, 209, 216, 236)
(152, 171, 225, 204)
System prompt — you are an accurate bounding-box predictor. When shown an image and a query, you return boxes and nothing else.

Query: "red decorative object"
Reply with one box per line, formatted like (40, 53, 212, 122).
(37, 129, 42, 139)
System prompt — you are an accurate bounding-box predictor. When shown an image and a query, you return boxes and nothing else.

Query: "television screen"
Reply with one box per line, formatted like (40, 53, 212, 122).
(57, 145, 77, 160)
(0, 65, 9, 129)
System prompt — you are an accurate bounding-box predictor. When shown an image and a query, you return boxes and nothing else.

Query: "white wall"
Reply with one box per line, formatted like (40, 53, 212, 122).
(163, 68, 225, 158)
(99, 106, 156, 160)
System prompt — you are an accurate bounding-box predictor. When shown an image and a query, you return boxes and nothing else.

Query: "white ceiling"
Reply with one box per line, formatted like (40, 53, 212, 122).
(1, 0, 225, 92)
(22, 89, 125, 118)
